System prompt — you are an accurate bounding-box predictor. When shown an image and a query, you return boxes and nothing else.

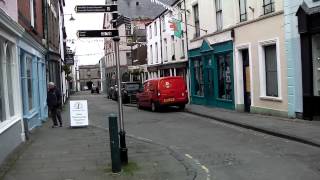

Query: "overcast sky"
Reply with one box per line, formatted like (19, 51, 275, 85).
(64, 0, 106, 65)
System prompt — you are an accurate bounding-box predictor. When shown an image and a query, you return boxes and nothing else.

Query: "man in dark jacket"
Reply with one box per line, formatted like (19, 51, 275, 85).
(47, 82, 62, 128)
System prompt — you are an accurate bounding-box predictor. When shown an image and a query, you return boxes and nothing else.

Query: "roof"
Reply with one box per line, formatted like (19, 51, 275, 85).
(297, 2, 320, 15)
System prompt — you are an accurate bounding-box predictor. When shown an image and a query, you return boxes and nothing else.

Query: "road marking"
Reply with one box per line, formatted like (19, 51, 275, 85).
(137, 137, 153, 142)
(185, 153, 211, 180)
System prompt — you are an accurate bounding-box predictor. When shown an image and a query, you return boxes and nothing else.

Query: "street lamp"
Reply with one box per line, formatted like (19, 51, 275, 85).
(64, 13, 76, 21)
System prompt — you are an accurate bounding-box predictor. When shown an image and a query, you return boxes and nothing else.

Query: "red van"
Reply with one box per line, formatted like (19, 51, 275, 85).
(136, 76, 188, 111)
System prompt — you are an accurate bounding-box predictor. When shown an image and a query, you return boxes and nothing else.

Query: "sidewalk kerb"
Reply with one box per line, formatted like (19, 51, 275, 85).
(185, 109, 320, 148)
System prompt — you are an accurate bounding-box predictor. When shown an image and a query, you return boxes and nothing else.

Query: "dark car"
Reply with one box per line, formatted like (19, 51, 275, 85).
(121, 82, 141, 104)
(91, 85, 100, 94)
(111, 82, 141, 103)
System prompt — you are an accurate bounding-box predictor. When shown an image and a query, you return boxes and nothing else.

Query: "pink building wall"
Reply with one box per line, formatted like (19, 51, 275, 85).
(0, 0, 18, 21)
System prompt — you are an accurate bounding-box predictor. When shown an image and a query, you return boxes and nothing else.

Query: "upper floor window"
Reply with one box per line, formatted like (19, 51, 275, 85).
(239, 0, 247, 22)
(154, 22, 157, 36)
(30, 0, 35, 27)
(162, 16, 166, 32)
(215, 0, 223, 31)
(193, 4, 200, 38)
(155, 42, 158, 63)
(149, 26, 152, 39)
(263, 0, 275, 15)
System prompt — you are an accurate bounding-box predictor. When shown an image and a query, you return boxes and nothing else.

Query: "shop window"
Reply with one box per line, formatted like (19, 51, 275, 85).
(6, 44, 15, 116)
(193, 58, 204, 96)
(217, 54, 232, 100)
(26, 56, 33, 110)
(264, 44, 278, 97)
(312, 34, 320, 96)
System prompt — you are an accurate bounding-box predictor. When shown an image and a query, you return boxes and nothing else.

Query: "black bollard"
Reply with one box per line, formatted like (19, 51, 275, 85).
(108, 114, 121, 173)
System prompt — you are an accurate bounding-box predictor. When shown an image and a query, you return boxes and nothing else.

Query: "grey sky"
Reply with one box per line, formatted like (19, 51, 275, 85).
(64, 0, 105, 65)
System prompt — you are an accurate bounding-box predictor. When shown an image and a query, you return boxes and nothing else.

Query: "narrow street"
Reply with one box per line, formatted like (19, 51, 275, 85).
(80, 92, 320, 180)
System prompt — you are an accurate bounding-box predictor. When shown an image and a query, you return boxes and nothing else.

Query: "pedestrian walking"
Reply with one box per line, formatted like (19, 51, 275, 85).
(47, 82, 62, 128)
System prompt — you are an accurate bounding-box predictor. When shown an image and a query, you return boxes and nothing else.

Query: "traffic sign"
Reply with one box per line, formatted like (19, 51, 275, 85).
(75, 5, 117, 13)
(77, 30, 119, 38)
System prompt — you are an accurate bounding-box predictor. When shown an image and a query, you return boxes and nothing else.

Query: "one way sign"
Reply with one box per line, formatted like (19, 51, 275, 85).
(77, 30, 119, 38)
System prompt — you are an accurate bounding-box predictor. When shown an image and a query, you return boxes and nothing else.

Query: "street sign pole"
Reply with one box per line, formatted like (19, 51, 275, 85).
(112, 0, 128, 165)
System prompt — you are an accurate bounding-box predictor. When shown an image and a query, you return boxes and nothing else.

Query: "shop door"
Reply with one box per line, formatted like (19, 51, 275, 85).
(242, 49, 251, 112)
(205, 57, 215, 105)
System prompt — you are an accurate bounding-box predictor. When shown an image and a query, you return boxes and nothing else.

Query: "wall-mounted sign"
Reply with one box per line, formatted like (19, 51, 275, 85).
(65, 54, 74, 65)
(70, 100, 89, 127)
(75, 5, 117, 13)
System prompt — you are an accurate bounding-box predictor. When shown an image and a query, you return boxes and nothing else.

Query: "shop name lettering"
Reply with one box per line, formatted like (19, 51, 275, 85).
(78, 6, 112, 12)
(101, 31, 113, 36)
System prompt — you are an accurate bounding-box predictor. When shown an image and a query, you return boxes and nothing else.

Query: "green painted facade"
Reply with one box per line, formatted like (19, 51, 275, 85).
(189, 40, 235, 110)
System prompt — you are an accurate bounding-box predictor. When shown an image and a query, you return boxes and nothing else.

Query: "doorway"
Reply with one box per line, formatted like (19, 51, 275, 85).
(206, 56, 215, 104)
(241, 49, 251, 112)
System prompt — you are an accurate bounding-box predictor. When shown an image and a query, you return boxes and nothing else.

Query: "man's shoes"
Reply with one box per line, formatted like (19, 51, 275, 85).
(51, 125, 59, 128)
(59, 124, 63, 127)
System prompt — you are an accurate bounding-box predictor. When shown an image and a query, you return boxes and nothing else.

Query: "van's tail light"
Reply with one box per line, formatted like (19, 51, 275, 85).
(158, 92, 161, 96)
(182, 92, 185, 97)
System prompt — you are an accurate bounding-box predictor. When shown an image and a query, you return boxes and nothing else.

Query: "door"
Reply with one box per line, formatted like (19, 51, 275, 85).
(242, 49, 251, 112)
(206, 57, 215, 105)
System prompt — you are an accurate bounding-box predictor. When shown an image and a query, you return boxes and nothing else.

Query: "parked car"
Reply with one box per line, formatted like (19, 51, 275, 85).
(122, 82, 141, 104)
(110, 82, 141, 103)
(136, 76, 188, 111)
(91, 85, 99, 94)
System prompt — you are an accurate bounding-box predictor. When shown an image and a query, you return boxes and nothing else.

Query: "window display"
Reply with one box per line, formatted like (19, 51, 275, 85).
(217, 54, 232, 100)
(193, 58, 204, 96)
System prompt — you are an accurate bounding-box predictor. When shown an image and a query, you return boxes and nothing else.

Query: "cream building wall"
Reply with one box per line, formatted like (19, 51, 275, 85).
(234, 8, 287, 116)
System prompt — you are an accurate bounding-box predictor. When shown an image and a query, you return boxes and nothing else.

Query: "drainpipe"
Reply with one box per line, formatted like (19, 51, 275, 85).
(183, 0, 191, 103)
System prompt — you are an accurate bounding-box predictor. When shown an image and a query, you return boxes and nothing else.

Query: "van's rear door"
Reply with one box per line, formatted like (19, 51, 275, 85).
(158, 77, 186, 103)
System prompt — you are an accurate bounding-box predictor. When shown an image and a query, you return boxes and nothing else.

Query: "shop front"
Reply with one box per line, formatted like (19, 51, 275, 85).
(189, 40, 234, 110)
(296, 3, 320, 120)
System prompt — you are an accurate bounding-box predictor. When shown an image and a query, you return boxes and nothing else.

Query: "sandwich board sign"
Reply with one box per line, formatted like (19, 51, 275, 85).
(70, 100, 89, 127)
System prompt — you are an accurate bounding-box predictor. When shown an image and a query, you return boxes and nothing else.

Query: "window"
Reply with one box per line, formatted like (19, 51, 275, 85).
(30, 0, 35, 27)
(154, 22, 157, 36)
(239, 0, 247, 22)
(26, 56, 33, 110)
(215, 0, 223, 31)
(181, 33, 185, 57)
(126, 52, 131, 65)
(5, 44, 15, 116)
(171, 35, 175, 60)
(149, 26, 152, 39)
(193, 58, 204, 96)
(150, 45, 153, 64)
(263, 0, 275, 15)
(178, 3, 183, 21)
(193, 4, 200, 38)
(155, 42, 158, 63)
(162, 16, 166, 32)
(0, 44, 4, 122)
(164, 38, 168, 62)
(264, 44, 278, 97)
(217, 54, 233, 100)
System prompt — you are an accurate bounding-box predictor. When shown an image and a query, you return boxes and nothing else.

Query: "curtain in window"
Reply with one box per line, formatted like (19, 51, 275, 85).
(26, 56, 33, 110)
(264, 44, 278, 97)
(6, 44, 15, 116)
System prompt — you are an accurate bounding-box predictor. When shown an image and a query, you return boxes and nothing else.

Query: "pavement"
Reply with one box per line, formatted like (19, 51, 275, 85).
(0, 98, 191, 180)
(185, 104, 320, 148)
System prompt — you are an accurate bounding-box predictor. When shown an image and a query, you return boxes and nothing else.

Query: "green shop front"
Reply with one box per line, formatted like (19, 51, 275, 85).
(189, 40, 235, 110)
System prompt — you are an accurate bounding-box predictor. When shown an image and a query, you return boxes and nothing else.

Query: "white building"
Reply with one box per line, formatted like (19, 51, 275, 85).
(147, 0, 189, 81)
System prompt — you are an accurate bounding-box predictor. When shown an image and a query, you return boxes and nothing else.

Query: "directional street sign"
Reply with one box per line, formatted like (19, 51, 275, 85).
(75, 5, 117, 13)
(65, 54, 74, 65)
(77, 30, 119, 38)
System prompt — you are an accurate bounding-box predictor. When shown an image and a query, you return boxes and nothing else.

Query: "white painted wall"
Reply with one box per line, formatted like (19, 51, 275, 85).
(0, 0, 18, 21)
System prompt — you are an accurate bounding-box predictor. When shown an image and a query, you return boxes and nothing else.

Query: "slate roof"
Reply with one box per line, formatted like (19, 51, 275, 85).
(106, 0, 176, 19)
